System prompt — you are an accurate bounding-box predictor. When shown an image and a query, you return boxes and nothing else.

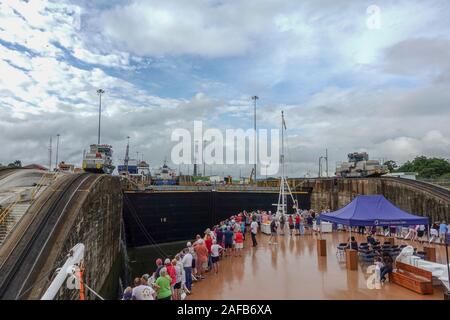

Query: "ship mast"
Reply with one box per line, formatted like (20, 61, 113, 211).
(275, 111, 297, 218)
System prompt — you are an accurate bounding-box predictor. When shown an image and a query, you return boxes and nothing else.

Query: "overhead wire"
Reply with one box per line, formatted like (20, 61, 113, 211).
(283, 115, 300, 208)
(124, 195, 169, 258)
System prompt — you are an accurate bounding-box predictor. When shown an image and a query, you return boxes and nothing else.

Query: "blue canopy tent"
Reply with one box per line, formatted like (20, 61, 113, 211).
(319, 195, 429, 228)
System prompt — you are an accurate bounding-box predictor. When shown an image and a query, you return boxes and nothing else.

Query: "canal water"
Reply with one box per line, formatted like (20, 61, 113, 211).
(127, 240, 189, 279)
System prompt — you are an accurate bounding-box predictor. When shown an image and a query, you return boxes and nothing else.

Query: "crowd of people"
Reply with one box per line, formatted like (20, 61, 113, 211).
(345, 220, 449, 243)
(122, 210, 255, 300)
(122, 207, 323, 300)
(122, 205, 448, 300)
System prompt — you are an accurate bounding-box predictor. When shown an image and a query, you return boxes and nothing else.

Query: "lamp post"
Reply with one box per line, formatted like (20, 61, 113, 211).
(318, 156, 323, 177)
(48, 136, 52, 172)
(265, 160, 271, 180)
(203, 139, 206, 177)
(251, 96, 258, 184)
(445, 234, 450, 299)
(97, 89, 105, 144)
(193, 141, 198, 177)
(55, 134, 60, 169)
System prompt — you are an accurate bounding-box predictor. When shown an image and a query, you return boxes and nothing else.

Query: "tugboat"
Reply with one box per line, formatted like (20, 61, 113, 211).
(82, 144, 115, 174)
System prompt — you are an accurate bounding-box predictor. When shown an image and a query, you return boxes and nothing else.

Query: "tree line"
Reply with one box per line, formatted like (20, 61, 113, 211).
(0, 160, 22, 168)
(383, 156, 450, 179)
(2, 157, 450, 179)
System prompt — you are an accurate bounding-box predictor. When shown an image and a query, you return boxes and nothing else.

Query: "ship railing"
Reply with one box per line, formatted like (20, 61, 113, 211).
(147, 185, 279, 192)
(0, 192, 22, 226)
(417, 178, 450, 189)
(31, 172, 58, 201)
(1, 173, 60, 227)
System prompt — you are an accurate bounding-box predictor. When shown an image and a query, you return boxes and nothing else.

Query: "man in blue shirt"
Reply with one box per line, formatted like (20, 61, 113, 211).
(439, 221, 447, 243)
(223, 226, 234, 256)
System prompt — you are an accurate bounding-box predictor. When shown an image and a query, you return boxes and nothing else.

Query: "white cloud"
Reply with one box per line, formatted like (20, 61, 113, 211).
(92, 0, 289, 57)
(0, 0, 228, 167)
(1, 0, 450, 177)
(0, 0, 132, 68)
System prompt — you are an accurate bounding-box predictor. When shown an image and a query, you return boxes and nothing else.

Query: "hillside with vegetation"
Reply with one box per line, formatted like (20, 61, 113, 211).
(385, 156, 450, 179)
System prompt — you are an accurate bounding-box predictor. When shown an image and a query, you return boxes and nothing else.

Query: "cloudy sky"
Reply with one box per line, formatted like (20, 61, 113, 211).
(1, 0, 450, 177)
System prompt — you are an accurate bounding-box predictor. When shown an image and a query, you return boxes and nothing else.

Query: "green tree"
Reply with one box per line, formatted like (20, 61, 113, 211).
(439, 173, 450, 179)
(397, 156, 450, 178)
(7, 160, 22, 168)
(383, 160, 398, 172)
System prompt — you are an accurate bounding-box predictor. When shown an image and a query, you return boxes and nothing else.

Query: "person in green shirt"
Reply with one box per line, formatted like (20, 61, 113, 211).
(155, 267, 172, 300)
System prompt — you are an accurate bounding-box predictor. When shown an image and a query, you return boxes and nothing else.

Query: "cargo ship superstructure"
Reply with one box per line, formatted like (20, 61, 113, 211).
(152, 161, 177, 185)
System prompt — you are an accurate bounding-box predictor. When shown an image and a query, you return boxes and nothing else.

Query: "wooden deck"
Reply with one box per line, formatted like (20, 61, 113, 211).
(188, 231, 447, 300)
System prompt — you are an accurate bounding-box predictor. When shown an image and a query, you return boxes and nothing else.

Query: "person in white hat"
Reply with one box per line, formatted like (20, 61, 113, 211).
(181, 247, 193, 292)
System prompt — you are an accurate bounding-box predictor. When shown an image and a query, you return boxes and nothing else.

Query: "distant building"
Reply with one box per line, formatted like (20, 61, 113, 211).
(118, 159, 138, 175)
(210, 175, 225, 184)
(137, 160, 150, 176)
(239, 177, 251, 184)
(58, 162, 75, 173)
(383, 172, 417, 180)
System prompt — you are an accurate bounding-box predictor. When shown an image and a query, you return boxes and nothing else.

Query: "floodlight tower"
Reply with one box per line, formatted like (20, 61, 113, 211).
(97, 89, 105, 144)
(251, 95, 259, 184)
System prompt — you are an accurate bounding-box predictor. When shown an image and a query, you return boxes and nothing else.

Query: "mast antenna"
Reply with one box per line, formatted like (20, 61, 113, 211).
(124, 136, 130, 172)
(274, 110, 297, 219)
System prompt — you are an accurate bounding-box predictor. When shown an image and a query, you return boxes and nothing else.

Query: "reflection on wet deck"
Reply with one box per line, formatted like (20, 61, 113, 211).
(189, 232, 446, 300)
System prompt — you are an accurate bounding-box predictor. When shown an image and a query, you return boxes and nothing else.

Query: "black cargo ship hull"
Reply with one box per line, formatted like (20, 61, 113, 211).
(123, 190, 311, 247)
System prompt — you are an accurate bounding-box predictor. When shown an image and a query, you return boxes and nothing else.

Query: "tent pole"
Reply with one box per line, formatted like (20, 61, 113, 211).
(349, 225, 352, 246)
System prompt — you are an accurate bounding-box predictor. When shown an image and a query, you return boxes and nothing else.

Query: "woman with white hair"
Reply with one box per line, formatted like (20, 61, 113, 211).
(187, 241, 198, 279)
(194, 238, 208, 279)
(155, 267, 172, 300)
(172, 258, 182, 300)
(210, 239, 224, 274)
